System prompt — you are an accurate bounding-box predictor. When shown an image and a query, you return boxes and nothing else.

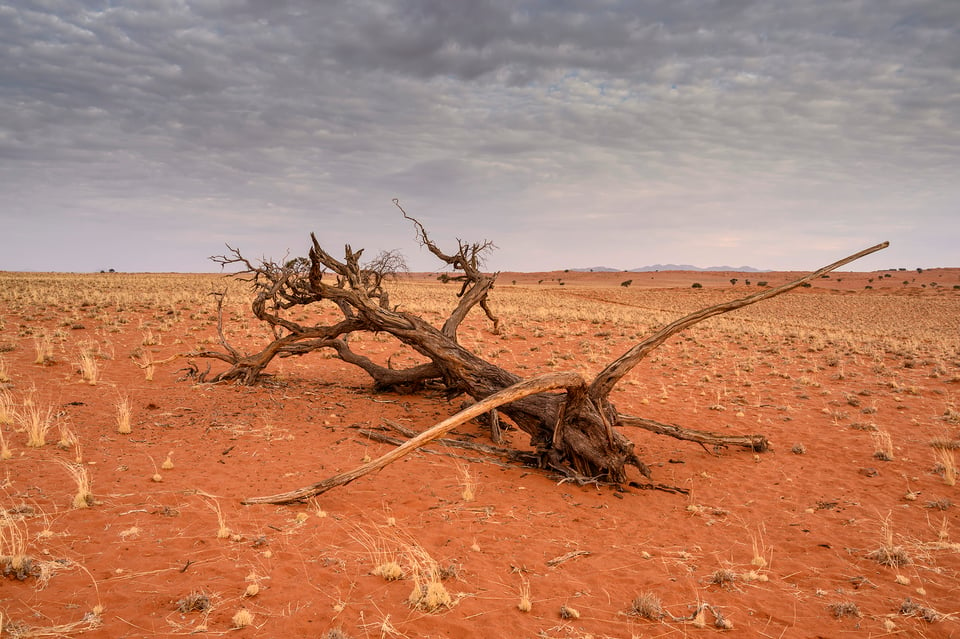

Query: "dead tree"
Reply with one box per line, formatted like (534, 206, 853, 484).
(188, 201, 887, 504)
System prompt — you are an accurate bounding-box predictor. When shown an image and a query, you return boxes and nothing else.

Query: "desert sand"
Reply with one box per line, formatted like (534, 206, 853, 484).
(0, 268, 958, 638)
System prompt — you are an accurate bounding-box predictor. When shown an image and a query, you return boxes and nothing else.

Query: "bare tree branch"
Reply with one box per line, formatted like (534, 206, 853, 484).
(242, 371, 584, 504)
(588, 242, 890, 400)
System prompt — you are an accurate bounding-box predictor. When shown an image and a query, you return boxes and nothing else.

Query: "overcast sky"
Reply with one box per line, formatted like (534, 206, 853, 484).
(2, 1, 957, 273)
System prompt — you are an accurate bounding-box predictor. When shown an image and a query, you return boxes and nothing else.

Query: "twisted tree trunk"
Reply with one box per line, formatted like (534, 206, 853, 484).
(186, 202, 887, 503)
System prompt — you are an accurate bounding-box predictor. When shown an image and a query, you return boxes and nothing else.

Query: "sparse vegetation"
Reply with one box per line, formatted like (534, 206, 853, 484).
(19, 402, 52, 448)
(629, 591, 664, 620)
(0, 255, 956, 637)
(115, 396, 132, 434)
(827, 601, 861, 619)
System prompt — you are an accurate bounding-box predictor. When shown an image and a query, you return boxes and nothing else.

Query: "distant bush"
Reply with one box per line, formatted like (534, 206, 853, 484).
(620, 279, 632, 288)
(757, 281, 768, 287)
(801, 282, 812, 288)
(691, 282, 703, 289)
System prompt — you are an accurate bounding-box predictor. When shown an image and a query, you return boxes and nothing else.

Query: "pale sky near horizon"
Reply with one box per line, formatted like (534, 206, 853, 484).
(2, 1, 958, 273)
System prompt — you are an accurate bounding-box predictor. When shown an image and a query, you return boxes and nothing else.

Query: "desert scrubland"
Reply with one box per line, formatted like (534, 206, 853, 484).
(0, 268, 958, 638)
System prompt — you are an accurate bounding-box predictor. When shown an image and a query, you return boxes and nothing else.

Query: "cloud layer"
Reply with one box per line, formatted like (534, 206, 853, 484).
(2, 1, 958, 271)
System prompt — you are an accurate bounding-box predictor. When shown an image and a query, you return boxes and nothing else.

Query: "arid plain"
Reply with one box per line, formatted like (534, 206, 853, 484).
(0, 268, 958, 638)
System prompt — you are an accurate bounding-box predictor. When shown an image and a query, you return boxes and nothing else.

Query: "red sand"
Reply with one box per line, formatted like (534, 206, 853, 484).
(0, 270, 958, 638)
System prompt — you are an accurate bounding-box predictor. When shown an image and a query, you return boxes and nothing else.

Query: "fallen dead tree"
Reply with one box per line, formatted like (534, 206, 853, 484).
(186, 201, 887, 504)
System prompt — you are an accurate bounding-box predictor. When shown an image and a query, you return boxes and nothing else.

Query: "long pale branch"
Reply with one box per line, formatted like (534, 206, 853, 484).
(589, 242, 889, 399)
(242, 371, 584, 504)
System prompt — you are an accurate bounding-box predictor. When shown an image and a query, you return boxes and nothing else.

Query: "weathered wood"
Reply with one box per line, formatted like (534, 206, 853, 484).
(190, 209, 887, 498)
(618, 415, 769, 451)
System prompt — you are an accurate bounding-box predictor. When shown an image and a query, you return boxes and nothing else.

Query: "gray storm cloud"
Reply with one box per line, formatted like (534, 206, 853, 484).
(1, 1, 957, 271)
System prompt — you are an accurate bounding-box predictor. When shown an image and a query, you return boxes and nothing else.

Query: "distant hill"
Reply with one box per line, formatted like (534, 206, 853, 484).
(572, 264, 765, 273)
(630, 264, 765, 272)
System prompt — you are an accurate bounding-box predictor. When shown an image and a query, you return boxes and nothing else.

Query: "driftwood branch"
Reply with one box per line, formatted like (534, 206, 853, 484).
(242, 371, 584, 504)
(192, 206, 888, 496)
(588, 242, 890, 399)
(380, 419, 536, 464)
(618, 414, 769, 451)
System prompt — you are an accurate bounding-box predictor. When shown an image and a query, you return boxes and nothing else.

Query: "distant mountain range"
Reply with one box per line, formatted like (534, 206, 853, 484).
(573, 264, 766, 273)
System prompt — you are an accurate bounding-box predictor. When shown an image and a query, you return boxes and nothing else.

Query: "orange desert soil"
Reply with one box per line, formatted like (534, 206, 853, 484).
(0, 268, 958, 638)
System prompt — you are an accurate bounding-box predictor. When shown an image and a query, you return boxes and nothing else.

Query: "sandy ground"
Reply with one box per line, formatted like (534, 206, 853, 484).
(0, 269, 958, 638)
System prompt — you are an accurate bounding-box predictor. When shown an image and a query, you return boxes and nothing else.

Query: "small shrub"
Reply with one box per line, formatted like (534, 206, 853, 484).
(707, 569, 737, 588)
(900, 598, 941, 622)
(629, 592, 664, 620)
(691, 282, 702, 289)
(176, 592, 211, 613)
(867, 545, 911, 567)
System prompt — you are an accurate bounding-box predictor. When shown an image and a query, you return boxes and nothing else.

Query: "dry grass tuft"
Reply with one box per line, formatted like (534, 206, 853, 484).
(868, 545, 913, 567)
(868, 515, 912, 567)
(115, 396, 132, 434)
(176, 592, 212, 613)
(204, 498, 231, 539)
(0, 389, 14, 425)
(33, 334, 53, 365)
(1, 511, 36, 581)
(516, 576, 532, 613)
(77, 349, 100, 385)
(373, 561, 403, 581)
(0, 427, 11, 461)
(871, 430, 894, 461)
(60, 460, 94, 508)
(932, 447, 957, 486)
(750, 526, 770, 568)
(629, 591, 664, 620)
(560, 604, 580, 619)
(707, 568, 738, 588)
(19, 403, 52, 448)
(458, 463, 477, 502)
(350, 525, 404, 582)
(406, 542, 453, 612)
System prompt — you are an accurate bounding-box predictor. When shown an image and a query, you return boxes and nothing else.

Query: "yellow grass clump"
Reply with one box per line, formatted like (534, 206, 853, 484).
(933, 447, 957, 486)
(19, 402, 53, 448)
(231, 608, 254, 628)
(77, 348, 100, 385)
(60, 460, 94, 508)
(0, 510, 31, 578)
(115, 396, 132, 434)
